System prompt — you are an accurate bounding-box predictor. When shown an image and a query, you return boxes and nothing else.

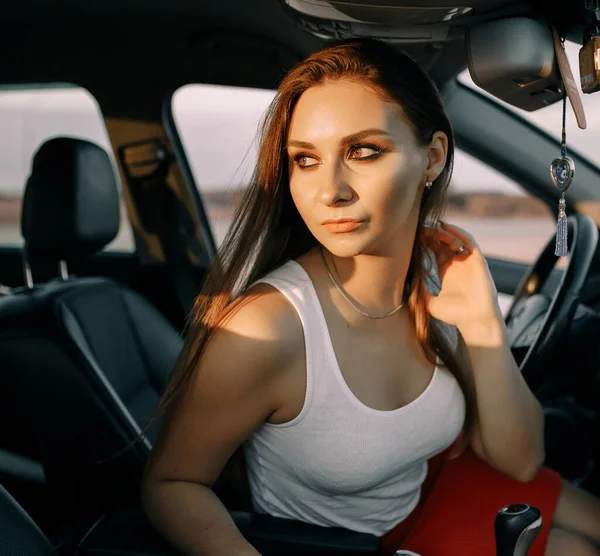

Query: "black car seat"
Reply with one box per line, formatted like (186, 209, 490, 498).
(0, 482, 58, 556)
(0, 137, 183, 521)
(0, 137, 380, 555)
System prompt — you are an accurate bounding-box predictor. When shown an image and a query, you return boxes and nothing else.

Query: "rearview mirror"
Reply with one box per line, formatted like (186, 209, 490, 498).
(466, 17, 563, 111)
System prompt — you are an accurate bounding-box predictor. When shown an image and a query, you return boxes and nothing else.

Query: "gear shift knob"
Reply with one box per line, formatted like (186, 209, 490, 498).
(495, 504, 543, 556)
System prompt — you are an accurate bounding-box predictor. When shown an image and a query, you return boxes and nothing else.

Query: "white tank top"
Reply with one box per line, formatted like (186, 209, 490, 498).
(244, 260, 465, 536)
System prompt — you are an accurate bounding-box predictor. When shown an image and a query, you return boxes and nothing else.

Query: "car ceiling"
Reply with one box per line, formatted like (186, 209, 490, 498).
(0, 0, 589, 120)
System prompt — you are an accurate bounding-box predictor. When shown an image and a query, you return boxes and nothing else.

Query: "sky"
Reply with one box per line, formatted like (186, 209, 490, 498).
(0, 41, 598, 199)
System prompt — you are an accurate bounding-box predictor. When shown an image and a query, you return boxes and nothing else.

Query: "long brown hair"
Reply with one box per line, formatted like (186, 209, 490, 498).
(154, 38, 476, 500)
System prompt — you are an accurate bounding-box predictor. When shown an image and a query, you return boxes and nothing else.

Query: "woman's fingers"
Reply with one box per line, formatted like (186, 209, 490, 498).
(439, 222, 479, 252)
(423, 225, 467, 255)
(422, 237, 455, 270)
(423, 221, 482, 258)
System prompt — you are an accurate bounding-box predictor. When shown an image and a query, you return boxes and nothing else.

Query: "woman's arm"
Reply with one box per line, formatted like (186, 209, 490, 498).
(458, 313, 546, 482)
(423, 222, 545, 482)
(142, 480, 261, 556)
(142, 284, 305, 555)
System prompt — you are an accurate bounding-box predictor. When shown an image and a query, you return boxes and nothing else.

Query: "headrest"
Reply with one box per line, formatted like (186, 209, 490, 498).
(21, 137, 120, 259)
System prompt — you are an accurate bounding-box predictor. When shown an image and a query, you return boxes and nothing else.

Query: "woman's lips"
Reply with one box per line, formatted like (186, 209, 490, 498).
(321, 219, 363, 233)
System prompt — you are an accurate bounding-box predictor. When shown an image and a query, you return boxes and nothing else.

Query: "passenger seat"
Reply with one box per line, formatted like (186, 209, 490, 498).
(0, 137, 183, 522)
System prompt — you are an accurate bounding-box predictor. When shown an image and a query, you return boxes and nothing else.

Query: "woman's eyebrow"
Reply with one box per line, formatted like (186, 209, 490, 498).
(286, 128, 392, 150)
(286, 139, 316, 150)
(340, 128, 392, 145)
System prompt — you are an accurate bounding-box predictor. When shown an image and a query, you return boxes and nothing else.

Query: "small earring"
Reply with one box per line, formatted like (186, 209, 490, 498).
(425, 180, 433, 189)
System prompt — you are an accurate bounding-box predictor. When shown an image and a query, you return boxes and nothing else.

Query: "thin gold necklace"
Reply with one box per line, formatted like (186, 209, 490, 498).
(320, 247, 404, 319)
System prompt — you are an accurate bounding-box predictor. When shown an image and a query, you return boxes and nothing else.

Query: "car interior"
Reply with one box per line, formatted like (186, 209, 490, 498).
(2, 0, 600, 555)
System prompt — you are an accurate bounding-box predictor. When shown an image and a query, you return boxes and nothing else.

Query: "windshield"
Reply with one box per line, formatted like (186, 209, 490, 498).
(458, 39, 600, 222)
(458, 40, 599, 164)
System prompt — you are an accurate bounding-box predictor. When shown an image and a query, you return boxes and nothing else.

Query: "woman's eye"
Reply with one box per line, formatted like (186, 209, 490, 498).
(348, 145, 382, 160)
(294, 155, 319, 168)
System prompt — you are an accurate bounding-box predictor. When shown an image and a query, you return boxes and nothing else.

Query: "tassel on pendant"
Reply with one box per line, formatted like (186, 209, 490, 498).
(555, 195, 568, 257)
(551, 52, 573, 258)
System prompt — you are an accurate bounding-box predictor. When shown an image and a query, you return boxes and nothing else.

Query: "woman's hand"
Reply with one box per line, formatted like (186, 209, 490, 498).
(422, 222, 503, 340)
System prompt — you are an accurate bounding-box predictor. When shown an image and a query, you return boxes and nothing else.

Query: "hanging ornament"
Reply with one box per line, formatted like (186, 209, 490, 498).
(550, 49, 576, 256)
(550, 25, 589, 256)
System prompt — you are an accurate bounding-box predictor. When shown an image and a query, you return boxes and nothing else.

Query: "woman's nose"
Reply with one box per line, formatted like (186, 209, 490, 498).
(318, 161, 354, 206)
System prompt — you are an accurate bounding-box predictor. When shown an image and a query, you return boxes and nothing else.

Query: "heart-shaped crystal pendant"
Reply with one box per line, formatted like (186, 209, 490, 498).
(550, 156, 575, 193)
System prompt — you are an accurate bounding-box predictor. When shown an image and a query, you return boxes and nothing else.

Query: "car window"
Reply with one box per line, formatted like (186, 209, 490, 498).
(0, 85, 134, 252)
(172, 84, 276, 246)
(458, 39, 600, 201)
(171, 84, 554, 264)
(456, 38, 600, 268)
(450, 150, 554, 263)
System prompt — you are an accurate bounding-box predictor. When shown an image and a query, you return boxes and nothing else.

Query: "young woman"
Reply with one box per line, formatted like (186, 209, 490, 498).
(141, 38, 600, 555)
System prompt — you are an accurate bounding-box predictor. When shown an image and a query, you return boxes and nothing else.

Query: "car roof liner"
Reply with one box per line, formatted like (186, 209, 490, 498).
(280, 0, 585, 44)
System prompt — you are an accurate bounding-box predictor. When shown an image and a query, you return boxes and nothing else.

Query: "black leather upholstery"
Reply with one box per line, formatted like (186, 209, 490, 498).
(0, 137, 183, 520)
(0, 277, 182, 517)
(0, 483, 57, 556)
(22, 137, 120, 259)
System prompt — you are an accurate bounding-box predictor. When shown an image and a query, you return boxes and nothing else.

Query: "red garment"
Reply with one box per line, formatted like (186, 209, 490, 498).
(381, 447, 562, 556)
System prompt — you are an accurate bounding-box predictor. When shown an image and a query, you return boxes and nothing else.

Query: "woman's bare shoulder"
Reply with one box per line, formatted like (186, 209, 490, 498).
(227, 282, 303, 347)
(146, 283, 305, 486)
(201, 282, 305, 384)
